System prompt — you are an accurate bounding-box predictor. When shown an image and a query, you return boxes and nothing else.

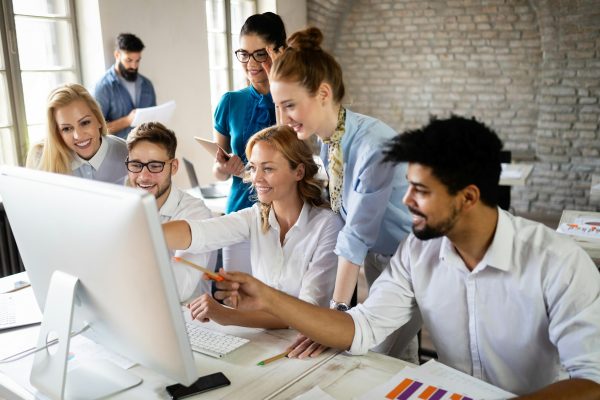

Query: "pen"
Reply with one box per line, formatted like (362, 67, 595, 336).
(172, 257, 224, 282)
(257, 350, 289, 366)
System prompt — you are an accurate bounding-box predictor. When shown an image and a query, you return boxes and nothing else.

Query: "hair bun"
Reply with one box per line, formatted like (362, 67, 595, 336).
(287, 27, 323, 51)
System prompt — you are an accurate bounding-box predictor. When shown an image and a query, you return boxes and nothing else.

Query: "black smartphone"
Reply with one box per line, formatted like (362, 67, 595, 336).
(166, 372, 231, 399)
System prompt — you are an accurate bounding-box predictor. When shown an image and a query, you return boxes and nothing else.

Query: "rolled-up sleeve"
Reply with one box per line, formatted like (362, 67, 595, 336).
(546, 247, 600, 383)
(298, 212, 344, 307)
(335, 144, 396, 265)
(348, 239, 417, 354)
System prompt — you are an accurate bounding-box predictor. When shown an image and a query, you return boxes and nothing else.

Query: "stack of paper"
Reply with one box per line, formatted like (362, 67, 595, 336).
(557, 210, 600, 259)
(358, 360, 514, 400)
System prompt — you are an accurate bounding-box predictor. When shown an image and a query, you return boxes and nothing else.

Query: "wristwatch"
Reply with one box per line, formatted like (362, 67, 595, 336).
(329, 300, 350, 311)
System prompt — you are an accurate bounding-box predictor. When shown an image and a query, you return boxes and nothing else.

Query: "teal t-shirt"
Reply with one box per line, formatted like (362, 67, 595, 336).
(213, 85, 276, 213)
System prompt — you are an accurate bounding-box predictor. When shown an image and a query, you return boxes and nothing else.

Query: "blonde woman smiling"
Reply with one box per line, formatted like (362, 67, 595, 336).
(26, 83, 128, 184)
(163, 125, 342, 329)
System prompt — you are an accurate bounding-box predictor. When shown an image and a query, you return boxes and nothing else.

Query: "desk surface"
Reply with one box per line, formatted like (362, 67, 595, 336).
(0, 273, 411, 400)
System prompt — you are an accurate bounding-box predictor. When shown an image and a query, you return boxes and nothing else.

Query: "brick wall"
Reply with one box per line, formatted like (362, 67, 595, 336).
(307, 0, 600, 216)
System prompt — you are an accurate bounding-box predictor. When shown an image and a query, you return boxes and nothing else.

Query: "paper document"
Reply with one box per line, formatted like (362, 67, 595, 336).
(130, 100, 176, 126)
(293, 386, 335, 400)
(500, 165, 523, 179)
(0, 286, 42, 331)
(358, 360, 514, 400)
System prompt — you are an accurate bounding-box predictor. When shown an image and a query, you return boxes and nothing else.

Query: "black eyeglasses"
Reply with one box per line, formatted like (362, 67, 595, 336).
(125, 159, 173, 173)
(234, 48, 269, 63)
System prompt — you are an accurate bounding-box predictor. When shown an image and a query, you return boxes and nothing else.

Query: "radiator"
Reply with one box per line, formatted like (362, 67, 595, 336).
(0, 202, 24, 277)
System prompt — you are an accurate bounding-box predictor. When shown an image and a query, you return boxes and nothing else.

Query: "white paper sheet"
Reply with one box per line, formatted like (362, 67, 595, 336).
(0, 287, 42, 331)
(131, 100, 176, 126)
(358, 360, 514, 400)
(293, 385, 336, 400)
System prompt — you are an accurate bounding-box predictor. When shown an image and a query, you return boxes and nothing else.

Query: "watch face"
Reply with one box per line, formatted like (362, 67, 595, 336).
(336, 303, 350, 311)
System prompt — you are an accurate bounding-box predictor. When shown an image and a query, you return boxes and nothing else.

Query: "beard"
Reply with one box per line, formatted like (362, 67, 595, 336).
(118, 61, 138, 82)
(409, 204, 461, 240)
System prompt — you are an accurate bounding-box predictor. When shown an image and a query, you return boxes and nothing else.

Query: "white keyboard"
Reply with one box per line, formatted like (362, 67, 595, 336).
(186, 322, 249, 358)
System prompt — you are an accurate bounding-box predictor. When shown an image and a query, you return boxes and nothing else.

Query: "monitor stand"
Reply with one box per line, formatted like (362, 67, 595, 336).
(30, 271, 142, 399)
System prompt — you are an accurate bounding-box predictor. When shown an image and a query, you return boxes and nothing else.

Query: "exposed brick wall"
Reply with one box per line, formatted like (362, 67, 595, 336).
(307, 0, 600, 216)
(528, 0, 600, 213)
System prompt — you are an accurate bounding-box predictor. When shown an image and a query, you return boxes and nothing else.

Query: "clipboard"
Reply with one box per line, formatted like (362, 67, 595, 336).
(194, 137, 230, 160)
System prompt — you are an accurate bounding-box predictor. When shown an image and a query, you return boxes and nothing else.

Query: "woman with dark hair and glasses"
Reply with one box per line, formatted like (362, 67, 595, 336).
(26, 83, 128, 184)
(211, 12, 287, 276)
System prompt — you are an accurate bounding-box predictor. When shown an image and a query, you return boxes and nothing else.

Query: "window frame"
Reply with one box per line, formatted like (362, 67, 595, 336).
(205, 0, 257, 111)
(0, 0, 82, 166)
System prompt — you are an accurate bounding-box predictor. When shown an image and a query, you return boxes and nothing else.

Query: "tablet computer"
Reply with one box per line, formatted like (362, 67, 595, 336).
(194, 137, 229, 160)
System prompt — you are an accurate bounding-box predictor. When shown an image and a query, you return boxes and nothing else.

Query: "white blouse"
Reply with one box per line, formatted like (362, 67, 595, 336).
(186, 202, 343, 307)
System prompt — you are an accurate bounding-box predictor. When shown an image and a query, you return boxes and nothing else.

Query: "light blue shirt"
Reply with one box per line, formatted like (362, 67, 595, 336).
(320, 109, 411, 265)
(94, 65, 156, 139)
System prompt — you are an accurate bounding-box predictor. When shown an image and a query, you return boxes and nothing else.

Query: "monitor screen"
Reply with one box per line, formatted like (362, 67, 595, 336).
(182, 157, 200, 189)
(0, 166, 197, 397)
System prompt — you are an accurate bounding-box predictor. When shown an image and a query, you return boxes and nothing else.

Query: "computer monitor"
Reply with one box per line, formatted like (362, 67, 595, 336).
(0, 166, 197, 399)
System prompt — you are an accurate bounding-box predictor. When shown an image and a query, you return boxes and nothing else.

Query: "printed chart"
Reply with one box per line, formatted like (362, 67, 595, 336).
(385, 377, 472, 400)
(359, 360, 514, 400)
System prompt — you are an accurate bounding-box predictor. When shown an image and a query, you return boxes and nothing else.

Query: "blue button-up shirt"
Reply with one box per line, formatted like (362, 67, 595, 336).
(320, 109, 412, 265)
(94, 65, 156, 139)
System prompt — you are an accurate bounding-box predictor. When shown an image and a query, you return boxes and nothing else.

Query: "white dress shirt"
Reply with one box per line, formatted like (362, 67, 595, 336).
(187, 202, 343, 307)
(348, 209, 600, 395)
(160, 187, 214, 302)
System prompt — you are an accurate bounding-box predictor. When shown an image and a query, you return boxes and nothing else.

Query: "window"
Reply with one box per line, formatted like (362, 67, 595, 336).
(205, 0, 257, 112)
(0, 0, 80, 166)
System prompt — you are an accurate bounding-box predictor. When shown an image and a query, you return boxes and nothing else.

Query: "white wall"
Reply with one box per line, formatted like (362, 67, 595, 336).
(273, 0, 307, 34)
(75, 0, 306, 187)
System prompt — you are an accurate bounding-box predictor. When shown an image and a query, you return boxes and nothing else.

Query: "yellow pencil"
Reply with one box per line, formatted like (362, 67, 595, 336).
(257, 351, 289, 366)
(172, 256, 224, 281)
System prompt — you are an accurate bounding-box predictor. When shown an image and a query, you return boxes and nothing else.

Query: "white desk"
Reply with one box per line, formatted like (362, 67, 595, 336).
(0, 273, 412, 400)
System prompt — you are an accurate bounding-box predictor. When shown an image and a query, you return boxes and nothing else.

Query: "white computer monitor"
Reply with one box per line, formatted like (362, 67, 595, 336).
(0, 166, 197, 399)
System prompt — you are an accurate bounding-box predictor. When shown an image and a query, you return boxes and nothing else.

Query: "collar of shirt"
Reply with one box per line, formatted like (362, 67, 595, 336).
(71, 135, 109, 171)
(159, 186, 181, 218)
(267, 201, 311, 237)
(438, 208, 512, 274)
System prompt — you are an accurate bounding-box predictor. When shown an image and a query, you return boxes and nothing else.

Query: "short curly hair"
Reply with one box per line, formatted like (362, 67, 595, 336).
(383, 115, 503, 207)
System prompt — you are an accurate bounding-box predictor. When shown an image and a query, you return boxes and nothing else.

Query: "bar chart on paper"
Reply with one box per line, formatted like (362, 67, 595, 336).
(358, 360, 514, 400)
(385, 378, 472, 400)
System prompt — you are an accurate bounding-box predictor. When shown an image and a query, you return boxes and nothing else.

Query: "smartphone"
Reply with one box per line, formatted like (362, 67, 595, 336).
(166, 372, 231, 399)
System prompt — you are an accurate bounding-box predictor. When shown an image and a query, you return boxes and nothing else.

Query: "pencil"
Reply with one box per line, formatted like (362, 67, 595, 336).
(257, 351, 289, 366)
(172, 256, 224, 282)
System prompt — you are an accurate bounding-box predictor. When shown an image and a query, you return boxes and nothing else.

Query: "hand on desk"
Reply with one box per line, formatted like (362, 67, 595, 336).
(286, 333, 329, 359)
(188, 293, 230, 325)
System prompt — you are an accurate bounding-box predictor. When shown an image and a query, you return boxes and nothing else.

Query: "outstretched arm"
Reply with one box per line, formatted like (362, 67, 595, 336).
(515, 379, 600, 399)
(215, 270, 356, 350)
(163, 220, 192, 250)
(188, 293, 288, 329)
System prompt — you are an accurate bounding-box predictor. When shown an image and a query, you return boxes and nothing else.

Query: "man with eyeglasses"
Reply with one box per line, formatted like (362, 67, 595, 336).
(126, 122, 214, 302)
(95, 33, 156, 140)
